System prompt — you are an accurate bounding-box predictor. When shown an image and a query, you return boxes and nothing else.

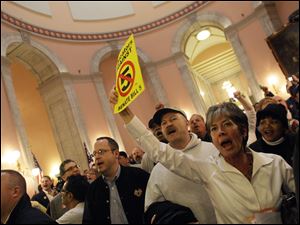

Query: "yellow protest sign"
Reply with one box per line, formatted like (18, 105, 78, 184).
(114, 34, 145, 113)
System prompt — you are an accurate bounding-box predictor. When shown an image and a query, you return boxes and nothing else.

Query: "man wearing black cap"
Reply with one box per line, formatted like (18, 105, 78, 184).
(249, 104, 296, 165)
(109, 88, 217, 224)
(148, 118, 168, 144)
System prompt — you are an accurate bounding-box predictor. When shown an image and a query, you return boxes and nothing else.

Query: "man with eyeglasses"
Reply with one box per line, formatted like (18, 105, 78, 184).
(82, 137, 149, 224)
(48, 159, 81, 220)
(56, 175, 89, 224)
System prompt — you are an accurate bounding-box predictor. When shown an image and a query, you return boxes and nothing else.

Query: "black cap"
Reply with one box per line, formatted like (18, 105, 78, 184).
(257, 104, 288, 129)
(119, 151, 128, 158)
(153, 107, 187, 125)
(148, 118, 157, 129)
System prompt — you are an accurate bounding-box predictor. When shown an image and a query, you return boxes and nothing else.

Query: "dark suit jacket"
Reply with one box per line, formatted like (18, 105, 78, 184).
(83, 166, 149, 224)
(31, 191, 50, 208)
(6, 194, 57, 224)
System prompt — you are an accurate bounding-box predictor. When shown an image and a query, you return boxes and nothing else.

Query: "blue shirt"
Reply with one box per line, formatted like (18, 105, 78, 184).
(103, 166, 128, 224)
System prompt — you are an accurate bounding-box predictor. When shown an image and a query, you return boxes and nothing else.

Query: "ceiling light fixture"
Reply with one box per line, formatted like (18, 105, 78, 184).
(196, 29, 211, 41)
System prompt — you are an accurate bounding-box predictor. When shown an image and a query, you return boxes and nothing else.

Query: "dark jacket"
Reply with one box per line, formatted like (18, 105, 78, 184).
(31, 191, 50, 209)
(83, 166, 149, 224)
(144, 201, 197, 224)
(249, 133, 296, 166)
(6, 194, 57, 224)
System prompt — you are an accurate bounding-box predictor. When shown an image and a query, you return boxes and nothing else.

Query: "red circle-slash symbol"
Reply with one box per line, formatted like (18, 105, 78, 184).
(117, 61, 135, 97)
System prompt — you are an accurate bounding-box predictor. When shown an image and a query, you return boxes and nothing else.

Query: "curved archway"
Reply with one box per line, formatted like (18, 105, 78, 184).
(172, 12, 232, 54)
(90, 45, 151, 74)
(2, 34, 89, 176)
(171, 11, 262, 113)
(1, 33, 68, 74)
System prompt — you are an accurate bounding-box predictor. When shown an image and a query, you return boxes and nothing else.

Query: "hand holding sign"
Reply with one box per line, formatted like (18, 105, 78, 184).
(114, 34, 145, 113)
(109, 85, 134, 124)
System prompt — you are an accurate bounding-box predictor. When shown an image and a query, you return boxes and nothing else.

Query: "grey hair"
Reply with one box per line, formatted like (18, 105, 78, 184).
(206, 102, 249, 146)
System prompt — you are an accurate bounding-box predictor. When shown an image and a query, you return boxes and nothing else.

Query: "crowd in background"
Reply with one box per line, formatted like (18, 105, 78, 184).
(1, 72, 298, 224)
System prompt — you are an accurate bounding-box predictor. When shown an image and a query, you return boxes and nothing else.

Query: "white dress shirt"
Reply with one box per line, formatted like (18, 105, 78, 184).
(56, 202, 84, 224)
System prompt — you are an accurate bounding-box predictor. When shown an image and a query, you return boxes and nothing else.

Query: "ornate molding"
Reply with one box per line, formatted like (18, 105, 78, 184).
(19, 30, 31, 44)
(1, 1, 209, 42)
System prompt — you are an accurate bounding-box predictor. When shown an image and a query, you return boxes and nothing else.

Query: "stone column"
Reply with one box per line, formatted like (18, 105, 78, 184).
(174, 53, 207, 116)
(38, 73, 88, 169)
(61, 73, 93, 153)
(224, 29, 263, 102)
(91, 72, 125, 151)
(1, 56, 35, 174)
(143, 64, 169, 106)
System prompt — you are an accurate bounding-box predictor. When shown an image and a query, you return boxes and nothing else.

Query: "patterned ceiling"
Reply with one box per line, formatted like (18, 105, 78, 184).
(1, 1, 208, 41)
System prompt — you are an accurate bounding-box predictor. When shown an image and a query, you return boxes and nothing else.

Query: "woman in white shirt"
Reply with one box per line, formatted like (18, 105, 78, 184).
(109, 88, 295, 224)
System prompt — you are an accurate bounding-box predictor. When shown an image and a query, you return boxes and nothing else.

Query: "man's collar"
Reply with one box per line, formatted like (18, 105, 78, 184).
(103, 165, 121, 183)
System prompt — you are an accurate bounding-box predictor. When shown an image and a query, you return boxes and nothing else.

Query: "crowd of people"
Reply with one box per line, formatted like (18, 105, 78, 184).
(1, 74, 298, 224)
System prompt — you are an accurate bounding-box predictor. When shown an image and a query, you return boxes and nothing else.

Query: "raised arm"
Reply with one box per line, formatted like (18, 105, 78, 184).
(108, 86, 210, 184)
(233, 91, 254, 112)
(109, 85, 134, 124)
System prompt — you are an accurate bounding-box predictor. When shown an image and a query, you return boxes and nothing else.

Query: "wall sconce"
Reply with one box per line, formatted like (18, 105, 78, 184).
(2, 150, 20, 164)
(2, 150, 22, 172)
(32, 168, 40, 176)
(267, 75, 279, 94)
(50, 164, 60, 178)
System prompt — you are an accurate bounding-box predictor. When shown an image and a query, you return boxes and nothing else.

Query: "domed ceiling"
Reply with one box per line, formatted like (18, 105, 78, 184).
(1, 1, 208, 41)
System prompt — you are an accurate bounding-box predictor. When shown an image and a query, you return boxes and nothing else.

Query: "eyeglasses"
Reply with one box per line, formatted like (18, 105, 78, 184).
(92, 149, 112, 156)
(61, 189, 69, 193)
(63, 165, 79, 174)
(61, 189, 71, 196)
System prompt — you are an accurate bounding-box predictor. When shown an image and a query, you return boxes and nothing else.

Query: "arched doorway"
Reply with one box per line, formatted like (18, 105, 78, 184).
(184, 24, 251, 109)
(172, 12, 262, 115)
(2, 39, 89, 178)
(5, 42, 61, 177)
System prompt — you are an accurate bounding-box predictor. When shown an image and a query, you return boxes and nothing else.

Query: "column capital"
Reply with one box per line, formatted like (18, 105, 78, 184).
(254, 1, 282, 35)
